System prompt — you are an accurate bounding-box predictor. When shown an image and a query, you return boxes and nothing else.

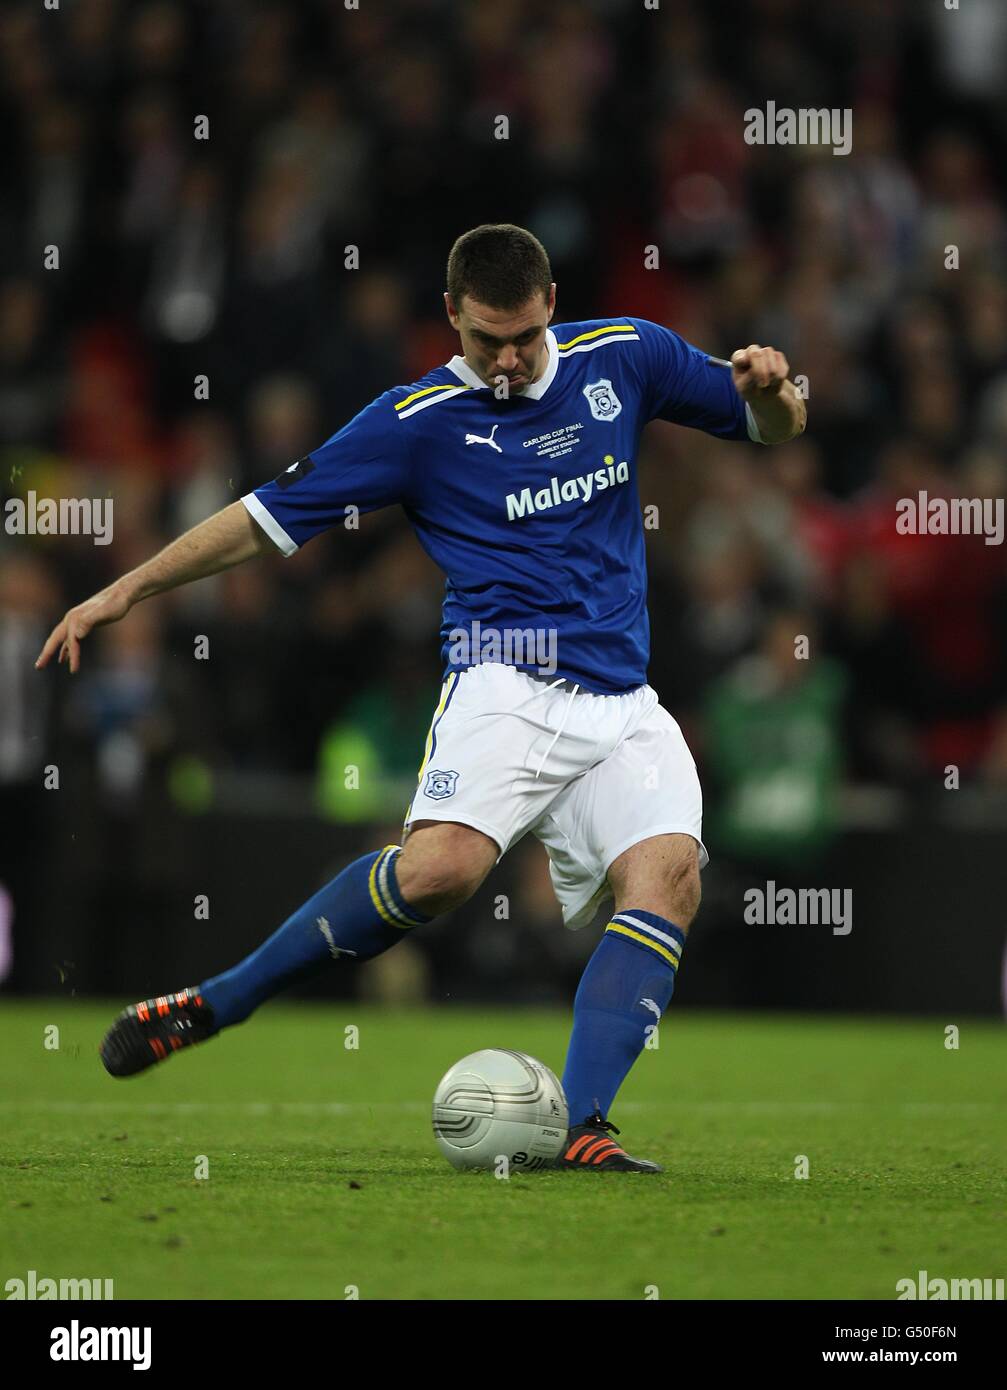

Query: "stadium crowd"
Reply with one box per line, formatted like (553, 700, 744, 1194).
(2, 0, 1006, 992)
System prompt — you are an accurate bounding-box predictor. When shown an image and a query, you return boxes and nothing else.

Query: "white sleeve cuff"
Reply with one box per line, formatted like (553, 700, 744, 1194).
(240, 493, 298, 556)
(745, 402, 766, 444)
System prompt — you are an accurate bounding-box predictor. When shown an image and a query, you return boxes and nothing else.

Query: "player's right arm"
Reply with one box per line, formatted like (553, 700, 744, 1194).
(35, 500, 276, 674)
(630, 317, 803, 444)
(38, 386, 411, 674)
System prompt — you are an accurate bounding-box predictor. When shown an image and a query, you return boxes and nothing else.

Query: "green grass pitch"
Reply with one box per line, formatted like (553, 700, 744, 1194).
(1, 1002, 1004, 1300)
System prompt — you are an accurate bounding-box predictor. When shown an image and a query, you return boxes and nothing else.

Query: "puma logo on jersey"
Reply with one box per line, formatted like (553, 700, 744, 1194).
(465, 424, 502, 453)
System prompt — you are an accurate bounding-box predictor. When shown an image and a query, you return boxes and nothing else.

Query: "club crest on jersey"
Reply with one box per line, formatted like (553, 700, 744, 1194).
(423, 769, 459, 800)
(583, 378, 622, 421)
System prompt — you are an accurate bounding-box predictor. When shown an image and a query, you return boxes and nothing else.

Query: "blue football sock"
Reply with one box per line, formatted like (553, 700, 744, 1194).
(562, 910, 686, 1126)
(199, 845, 430, 1028)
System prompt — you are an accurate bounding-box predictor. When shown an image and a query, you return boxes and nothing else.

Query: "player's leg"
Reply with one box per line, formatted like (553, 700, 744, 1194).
(397, 820, 499, 914)
(99, 822, 497, 1077)
(535, 693, 705, 1170)
(195, 820, 497, 1026)
(101, 660, 584, 1078)
(608, 831, 702, 925)
(551, 834, 699, 1172)
(560, 833, 699, 1131)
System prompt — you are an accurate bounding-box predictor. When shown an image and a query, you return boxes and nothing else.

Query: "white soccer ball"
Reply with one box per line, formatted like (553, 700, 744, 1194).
(432, 1049, 569, 1172)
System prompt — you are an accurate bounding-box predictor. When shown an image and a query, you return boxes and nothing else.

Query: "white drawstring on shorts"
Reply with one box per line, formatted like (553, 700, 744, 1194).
(508, 675, 566, 714)
(533, 680, 581, 780)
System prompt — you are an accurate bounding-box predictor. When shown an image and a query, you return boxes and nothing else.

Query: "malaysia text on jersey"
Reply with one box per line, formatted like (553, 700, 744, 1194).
(241, 318, 763, 694)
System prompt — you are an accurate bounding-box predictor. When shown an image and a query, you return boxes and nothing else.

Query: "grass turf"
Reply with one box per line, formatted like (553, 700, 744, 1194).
(1, 1001, 1004, 1300)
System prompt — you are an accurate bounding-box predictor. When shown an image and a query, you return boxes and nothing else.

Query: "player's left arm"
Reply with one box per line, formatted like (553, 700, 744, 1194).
(730, 345, 806, 444)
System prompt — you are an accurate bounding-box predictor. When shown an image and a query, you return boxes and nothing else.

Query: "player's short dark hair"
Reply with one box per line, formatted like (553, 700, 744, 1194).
(447, 224, 552, 312)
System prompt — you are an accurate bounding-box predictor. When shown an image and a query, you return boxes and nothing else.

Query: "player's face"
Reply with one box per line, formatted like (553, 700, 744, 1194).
(445, 286, 556, 391)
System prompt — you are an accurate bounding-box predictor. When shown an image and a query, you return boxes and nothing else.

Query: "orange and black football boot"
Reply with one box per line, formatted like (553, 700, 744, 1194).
(554, 1112, 662, 1172)
(100, 988, 218, 1077)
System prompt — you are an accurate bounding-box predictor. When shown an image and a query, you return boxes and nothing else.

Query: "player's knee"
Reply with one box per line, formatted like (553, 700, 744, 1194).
(397, 824, 496, 915)
(404, 860, 485, 915)
(668, 853, 701, 928)
(610, 835, 702, 929)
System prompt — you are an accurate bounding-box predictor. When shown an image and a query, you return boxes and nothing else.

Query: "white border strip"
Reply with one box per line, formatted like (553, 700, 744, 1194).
(241, 492, 298, 557)
(612, 912, 683, 957)
(556, 332, 641, 357)
(745, 401, 766, 444)
(396, 385, 473, 419)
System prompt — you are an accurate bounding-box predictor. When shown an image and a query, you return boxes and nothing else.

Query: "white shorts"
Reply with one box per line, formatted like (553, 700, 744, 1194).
(403, 662, 708, 929)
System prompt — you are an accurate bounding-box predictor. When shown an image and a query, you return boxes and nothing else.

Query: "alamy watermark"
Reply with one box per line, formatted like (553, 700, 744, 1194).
(896, 492, 1003, 546)
(5, 1270, 113, 1299)
(744, 102, 852, 156)
(446, 620, 558, 676)
(4, 492, 113, 545)
(896, 1269, 1004, 1300)
(744, 881, 852, 935)
(50, 1321, 151, 1371)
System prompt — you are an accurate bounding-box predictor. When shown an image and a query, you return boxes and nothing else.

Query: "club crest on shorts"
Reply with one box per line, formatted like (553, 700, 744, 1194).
(423, 768, 459, 799)
(583, 378, 622, 421)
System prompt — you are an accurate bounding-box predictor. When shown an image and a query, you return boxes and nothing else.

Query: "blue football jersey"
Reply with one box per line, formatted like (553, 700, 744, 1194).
(242, 317, 763, 694)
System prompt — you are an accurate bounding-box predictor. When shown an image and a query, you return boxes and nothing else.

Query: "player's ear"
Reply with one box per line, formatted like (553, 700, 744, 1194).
(444, 292, 460, 330)
(546, 283, 557, 322)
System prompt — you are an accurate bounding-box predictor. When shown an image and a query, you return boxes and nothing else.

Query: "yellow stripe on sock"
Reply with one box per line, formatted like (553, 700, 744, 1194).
(368, 845, 412, 928)
(605, 921, 680, 970)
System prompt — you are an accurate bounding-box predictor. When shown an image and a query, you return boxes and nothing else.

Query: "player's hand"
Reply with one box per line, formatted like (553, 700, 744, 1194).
(35, 582, 133, 674)
(731, 345, 790, 400)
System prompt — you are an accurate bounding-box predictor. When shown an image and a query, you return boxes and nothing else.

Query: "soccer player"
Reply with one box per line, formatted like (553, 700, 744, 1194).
(36, 225, 805, 1172)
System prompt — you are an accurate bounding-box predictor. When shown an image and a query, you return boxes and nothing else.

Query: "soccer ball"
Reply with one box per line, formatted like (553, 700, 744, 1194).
(432, 1049, 569, 1172)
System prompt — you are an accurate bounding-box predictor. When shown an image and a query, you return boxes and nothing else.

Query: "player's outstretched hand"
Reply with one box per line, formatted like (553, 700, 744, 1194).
(730, 344, 790, 400)
(35, 582, 132, 674)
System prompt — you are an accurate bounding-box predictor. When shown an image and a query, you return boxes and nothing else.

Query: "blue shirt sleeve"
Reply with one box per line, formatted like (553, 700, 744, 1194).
(241, 390, 411, 554)
(629, 317, 757, 441)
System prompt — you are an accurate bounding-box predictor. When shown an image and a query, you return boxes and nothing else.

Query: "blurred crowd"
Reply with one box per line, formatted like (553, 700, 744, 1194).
(2, 0, 1007, 886)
